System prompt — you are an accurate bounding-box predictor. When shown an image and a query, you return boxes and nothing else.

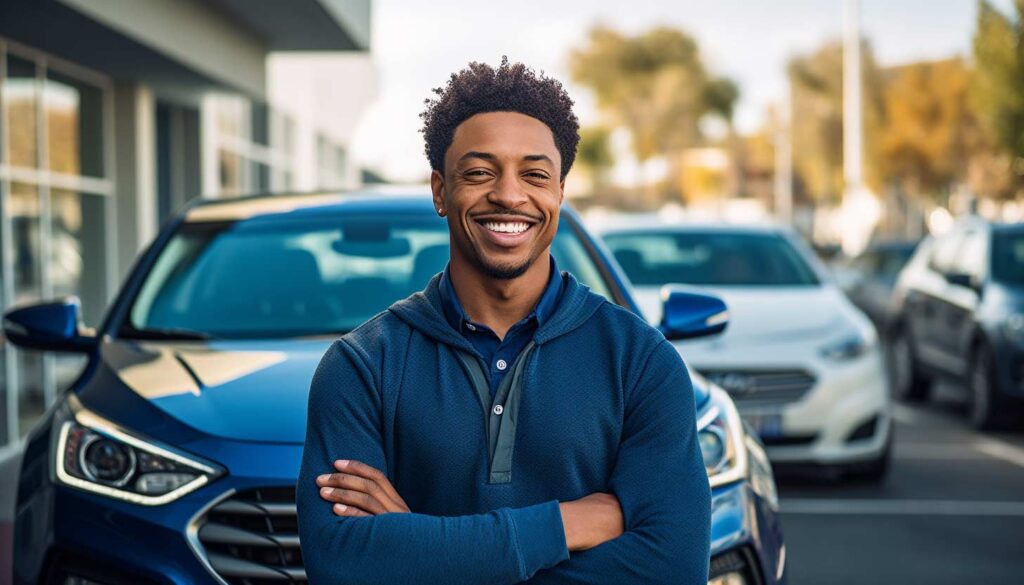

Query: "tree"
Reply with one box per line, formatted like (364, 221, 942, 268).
(879, 58, 977, 199)
(788, 40, 885, 203)
(971, 0, 1024, 198)
(575, 125, 614, 196)
(569, 26, 737, 204)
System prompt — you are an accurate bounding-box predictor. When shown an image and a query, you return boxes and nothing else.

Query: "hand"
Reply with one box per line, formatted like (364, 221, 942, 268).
(559, 493, 624, 552)
(316, 459, 410, 517)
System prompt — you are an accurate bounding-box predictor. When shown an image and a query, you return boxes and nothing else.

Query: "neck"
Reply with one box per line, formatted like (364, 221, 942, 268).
(449, 250, 552, 340)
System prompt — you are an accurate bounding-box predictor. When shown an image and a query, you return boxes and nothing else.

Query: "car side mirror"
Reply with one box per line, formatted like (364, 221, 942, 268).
(659, 286, 729, 341)
(3, 297, 97, 353)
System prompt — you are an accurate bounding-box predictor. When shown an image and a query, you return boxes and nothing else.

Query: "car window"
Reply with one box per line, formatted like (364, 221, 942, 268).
(125, 213, 612, 339)
(992, 230, 1024, 286)
(601, 230, 820, 287)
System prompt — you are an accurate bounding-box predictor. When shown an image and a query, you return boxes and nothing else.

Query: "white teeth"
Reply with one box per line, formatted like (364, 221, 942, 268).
(482, 222, 530, 234)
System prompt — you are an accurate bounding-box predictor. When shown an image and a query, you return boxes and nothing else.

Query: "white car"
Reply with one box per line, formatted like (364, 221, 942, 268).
(599, 221, 892, 480)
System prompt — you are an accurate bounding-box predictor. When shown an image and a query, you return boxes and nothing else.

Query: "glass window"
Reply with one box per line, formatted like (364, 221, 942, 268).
(4, 55, 38, 169)
(9, 182, 42, 306)
(45, 70, 104, 177)
(124, 214, 611, 340)
(218, 149, 244, 196)
(992, 230, 1024, 286)
(15, 349, 44, 438)
(51, 190, 108, 326)
(602, 230, 821, 287)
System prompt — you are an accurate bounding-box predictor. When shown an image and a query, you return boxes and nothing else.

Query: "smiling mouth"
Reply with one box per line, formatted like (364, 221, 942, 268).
(480, 221, 532, 234)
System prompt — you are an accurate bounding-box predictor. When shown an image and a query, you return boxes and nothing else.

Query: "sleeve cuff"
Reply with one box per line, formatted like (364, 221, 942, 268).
(505, 500, 570, 579)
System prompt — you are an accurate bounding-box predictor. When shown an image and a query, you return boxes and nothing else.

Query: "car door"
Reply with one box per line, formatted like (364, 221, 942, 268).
(909, 230, 964, 370)
(938, 228, 987, 376)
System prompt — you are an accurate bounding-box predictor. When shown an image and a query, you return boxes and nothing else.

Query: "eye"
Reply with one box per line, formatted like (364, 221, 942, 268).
(524, 172, 549, 180)
(464, 169, 492, 178)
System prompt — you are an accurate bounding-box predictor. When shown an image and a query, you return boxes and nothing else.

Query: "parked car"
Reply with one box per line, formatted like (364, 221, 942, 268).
(599, 221, 892, 481)
(2, 192, 785, 585)
(833, 240, 919, 332)
(888, 217, 1024, 429)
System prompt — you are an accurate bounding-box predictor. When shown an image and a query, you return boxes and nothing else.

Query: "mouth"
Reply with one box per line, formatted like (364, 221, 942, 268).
(471, 214, 541, 248)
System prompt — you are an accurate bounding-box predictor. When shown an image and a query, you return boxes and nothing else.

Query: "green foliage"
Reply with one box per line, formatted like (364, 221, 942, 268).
(569, 26, 737, 163)
(880, 58, 977, 198)
(971, 0, 1024, 195)
(787, 40, 885, 203)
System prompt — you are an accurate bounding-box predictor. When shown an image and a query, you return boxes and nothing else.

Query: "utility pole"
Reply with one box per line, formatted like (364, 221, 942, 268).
(840, 0, 878, 255)
(774, 80, 793, 225)
(843, 0, 863, 201)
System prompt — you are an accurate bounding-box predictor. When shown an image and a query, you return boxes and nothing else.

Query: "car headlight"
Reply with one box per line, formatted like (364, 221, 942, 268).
(697, 386, 748, 488)
(818, 325, 876, 361)
(54, 394, 221, 505)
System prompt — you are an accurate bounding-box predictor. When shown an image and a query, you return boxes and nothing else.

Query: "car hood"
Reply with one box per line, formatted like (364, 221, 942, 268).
(634, 284, 850, 348)
(96, 338, 334, 443)
(93, 329, 711, 444)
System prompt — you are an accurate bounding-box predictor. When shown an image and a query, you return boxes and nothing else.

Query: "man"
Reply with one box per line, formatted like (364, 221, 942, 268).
(297, 58, 710, 584)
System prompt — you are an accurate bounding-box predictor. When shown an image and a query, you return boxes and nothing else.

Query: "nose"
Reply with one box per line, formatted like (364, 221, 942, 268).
(486, 171, 529, 211)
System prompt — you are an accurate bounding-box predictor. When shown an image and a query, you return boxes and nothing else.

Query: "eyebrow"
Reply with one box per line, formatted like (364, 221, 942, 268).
(456, 151, 554, 166)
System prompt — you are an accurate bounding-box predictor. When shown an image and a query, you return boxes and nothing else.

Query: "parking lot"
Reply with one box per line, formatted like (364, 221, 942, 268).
(779, 380, 1024, 584)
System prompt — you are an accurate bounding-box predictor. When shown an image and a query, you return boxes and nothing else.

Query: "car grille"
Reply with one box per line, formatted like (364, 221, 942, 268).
(699, 368, 816, 407)
(194, 487, 305, 584)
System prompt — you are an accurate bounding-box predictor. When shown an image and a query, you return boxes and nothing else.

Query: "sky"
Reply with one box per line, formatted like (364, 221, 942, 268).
(349, 0, 1008, 182)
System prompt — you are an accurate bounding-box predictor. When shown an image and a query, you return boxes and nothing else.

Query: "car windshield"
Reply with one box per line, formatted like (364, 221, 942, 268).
(992, 230, 1024, 286)
(602, 230, 820, 287)
(123, 212, 612, 340)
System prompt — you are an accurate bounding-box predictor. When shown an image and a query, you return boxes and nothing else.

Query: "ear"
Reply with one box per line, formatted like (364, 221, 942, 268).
(558, 179, 566, 205)
(430, 170, 446, 215)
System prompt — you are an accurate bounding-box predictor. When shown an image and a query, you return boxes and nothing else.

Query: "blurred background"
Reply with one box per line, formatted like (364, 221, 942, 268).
(1, 0, 1023, 583)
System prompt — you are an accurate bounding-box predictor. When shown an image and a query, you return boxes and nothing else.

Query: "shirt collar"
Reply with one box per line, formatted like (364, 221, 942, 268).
(438, 255, 564, 333)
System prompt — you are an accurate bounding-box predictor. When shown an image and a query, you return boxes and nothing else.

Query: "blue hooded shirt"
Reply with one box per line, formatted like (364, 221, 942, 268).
(297, 269, 711, 584)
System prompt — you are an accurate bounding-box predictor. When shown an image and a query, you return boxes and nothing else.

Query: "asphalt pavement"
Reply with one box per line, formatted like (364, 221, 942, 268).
(777, 380, 1024, 584)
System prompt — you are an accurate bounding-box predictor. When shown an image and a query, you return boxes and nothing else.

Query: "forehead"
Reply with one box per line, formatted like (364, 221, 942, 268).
(448, 111, 559, 162)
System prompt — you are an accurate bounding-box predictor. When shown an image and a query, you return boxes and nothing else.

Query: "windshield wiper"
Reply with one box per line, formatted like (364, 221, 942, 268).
(121, 327, 218, 341)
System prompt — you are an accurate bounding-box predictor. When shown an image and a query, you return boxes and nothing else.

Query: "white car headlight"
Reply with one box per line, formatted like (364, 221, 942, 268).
(818, 325, 876, 361)
(698, 386, 748, 488)
(54, 394, 221, 505)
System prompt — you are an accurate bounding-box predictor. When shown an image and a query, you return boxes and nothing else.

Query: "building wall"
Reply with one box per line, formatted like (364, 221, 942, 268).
(0, 7, 373, 447)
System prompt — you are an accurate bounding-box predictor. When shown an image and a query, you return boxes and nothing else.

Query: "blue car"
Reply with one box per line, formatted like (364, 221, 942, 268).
(3, 191, 784, 585)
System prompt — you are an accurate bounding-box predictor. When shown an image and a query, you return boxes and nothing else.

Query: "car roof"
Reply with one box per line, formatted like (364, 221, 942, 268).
(596, 220, 786, 237)
(183, 190, 438, 222)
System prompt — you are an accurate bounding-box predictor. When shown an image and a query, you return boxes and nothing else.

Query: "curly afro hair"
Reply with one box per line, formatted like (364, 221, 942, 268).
(420, 57, 580, 180)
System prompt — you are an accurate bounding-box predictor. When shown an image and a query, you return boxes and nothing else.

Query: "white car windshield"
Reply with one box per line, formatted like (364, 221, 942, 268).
(603, 230, 820, 287)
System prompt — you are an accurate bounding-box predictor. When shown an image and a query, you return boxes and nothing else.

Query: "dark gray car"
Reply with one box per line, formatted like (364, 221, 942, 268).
(888, 218, 1024, 429)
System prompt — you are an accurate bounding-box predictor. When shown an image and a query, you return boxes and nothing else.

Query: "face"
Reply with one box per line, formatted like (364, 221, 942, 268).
(431, 111, 564, 280)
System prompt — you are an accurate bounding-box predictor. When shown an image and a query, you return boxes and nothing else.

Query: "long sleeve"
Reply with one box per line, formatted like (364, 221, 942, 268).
(529, 339, 712, 584)
(297, 339, 570, 585)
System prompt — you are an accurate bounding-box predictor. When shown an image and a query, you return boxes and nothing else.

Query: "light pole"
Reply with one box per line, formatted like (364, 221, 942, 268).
(841, 0, 880, 255)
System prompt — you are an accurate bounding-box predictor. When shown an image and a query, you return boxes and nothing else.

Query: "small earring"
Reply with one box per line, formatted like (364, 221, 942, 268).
(438, 208, 444, 214)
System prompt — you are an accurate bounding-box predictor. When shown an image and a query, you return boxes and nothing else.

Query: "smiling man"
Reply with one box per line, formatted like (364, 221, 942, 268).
(297, 59, 710, 584)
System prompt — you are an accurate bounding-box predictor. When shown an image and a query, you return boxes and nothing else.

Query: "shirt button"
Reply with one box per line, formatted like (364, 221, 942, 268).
(496, 359, 508, 371)
(493, 404, 504, 415)
(465, 323, 476, 331)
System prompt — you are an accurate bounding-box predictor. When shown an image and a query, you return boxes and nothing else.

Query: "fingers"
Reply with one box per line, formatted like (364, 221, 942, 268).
(320, 486, 387, 514)
(331, 503, 370, 517)
(334, 460, 409, 508)
(315, 460, 410, 514)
